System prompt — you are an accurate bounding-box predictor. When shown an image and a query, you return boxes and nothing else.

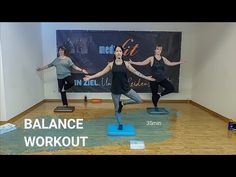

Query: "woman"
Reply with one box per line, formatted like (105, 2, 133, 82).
(37, 46, 88, 106)
(83, 46, 155, 130)
(129, 43, 185, 109)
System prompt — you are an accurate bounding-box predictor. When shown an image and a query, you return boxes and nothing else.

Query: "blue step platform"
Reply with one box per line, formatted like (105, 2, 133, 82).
(0, 123, 17, 135)
(146, 107, 169, 115)
(107, 124, 136, 136)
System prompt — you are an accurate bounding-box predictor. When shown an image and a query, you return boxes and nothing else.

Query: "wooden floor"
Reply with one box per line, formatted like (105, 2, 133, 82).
(2, 101, 236, 155)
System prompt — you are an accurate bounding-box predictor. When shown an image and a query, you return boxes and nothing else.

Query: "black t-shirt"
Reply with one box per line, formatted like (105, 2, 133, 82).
(110, 61, 131, 94)
(151, 56, 166, 82)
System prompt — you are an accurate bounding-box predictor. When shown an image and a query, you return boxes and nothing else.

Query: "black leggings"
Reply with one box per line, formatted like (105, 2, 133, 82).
(150, 79, 175, 107)
(57, 76, 74, 106)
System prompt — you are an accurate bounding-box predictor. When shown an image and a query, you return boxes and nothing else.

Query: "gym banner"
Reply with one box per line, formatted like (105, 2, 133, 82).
(56, 30, 182, 93)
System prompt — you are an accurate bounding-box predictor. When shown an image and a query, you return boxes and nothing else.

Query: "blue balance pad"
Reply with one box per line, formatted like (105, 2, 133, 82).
(0, 123, 17, 135)
(146, 107, 169, 114)
(107, 124, 136, 136)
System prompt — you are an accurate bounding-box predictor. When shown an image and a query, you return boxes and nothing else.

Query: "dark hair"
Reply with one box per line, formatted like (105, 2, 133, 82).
(155, 43, 163, 48)
(114, 45, 124, 52)
(57, 46, 68, 57)
(113, 45, 124, 60)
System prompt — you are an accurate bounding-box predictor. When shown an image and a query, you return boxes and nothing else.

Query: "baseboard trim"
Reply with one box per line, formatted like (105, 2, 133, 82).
(44, 99, 190, 103)
(159, 100, 190, 103)
(0, 100, 44, 125)
(189, 100, 232, 123)
(44, 99, 110, 103)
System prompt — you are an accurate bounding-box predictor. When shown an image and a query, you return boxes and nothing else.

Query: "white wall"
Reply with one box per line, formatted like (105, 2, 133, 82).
(0, 23, 44, 121)
(0, 25, 7, 121)
(192, 23, 236, 120)
(41, 22, 195, 101)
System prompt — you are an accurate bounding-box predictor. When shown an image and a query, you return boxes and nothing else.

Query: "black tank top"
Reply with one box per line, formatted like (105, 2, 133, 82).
(110, 61, 131, 94)
(151, 56, 166, 82)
